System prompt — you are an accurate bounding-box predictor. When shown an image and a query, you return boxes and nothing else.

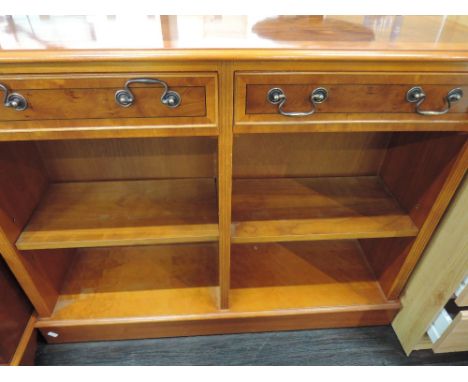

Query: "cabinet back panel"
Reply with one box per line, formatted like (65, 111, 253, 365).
(36, 137, 217, 182)
(233, 132, 391, 178)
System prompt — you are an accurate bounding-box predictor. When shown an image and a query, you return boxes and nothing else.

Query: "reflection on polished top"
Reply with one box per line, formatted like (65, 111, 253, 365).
(0, 15, 468, 61)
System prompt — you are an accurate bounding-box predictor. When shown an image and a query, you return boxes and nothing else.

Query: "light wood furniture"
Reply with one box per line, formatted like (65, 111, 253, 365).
(393, 178, 468, 354)
(0, 257, 37, 366)
(0, 15, 467, 343)
(432, 311, 468, 353)
(456, 282, 468, 307)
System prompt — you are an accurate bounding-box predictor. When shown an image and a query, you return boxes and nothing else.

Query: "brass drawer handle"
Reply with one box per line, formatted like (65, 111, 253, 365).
(0, 83, 28, 111)
(406, 86, 463, 116)
(267, 87, 328, 117)
(115, 78, 181, 108)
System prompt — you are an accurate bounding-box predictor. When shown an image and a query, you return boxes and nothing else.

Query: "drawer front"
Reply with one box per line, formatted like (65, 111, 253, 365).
(455, 279, 468, 307)
(433, 310, 468, 353)
(0, 73, 216, 125)
(235, 72, 468, 126)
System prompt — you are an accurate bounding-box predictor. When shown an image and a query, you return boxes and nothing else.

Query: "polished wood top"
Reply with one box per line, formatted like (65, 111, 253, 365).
(1, 15, 468, 62)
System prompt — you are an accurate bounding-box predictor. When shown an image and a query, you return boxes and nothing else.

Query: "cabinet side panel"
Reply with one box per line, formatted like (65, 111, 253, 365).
(380, 132, 467, 228)
(24, 249, 76, 294)
(0, 141, 72, 316)
(0, 257, 32, 364)
(359, 237, 414, 297)
(0, 142, 48, 240)
(364, 132, 468, 299)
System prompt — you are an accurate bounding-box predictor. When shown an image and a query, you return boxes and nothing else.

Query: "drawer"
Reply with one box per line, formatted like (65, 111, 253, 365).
(0, 73, 216, 128)
(235, 72, 468, 128)
(431, 310, 468, 353)
(455, 276, 468, 307)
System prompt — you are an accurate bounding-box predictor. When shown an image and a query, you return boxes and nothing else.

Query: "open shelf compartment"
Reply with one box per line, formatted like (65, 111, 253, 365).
(4, 136, 220, 251)
(231, 131, 467, 302)
(230, 240, 397, 312)
(44, 243, 220, 321)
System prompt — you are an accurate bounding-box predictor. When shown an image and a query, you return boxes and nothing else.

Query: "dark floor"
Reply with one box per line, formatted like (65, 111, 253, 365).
(35, 326, 468, 365)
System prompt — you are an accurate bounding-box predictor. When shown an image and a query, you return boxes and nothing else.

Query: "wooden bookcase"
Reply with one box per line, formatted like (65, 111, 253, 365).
(0, 16, 467, 344)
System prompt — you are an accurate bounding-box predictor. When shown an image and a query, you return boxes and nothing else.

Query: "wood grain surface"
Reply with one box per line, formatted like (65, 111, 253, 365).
(0, 73, 214, 121)
(230, 241, 391, 311)
(0, 72, 218, 140)
(392, 178, 468, 354)
(233, 132, 391, 178)
(0, 258, 33, 364)
(456, 285, 468, 307)
(17, 179, 219, 250)
(35, 137, 217, 181)
(0, 15, 467, 346)
(47, 244, 219, 320)
(2, 16, 468, 62)
(433, 311, 468, 353)
(232, 176, 418, 243)
(235, 72, 468, 133)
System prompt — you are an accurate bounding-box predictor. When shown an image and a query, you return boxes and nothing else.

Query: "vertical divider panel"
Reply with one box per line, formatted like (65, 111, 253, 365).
(217, 62, 234, 309)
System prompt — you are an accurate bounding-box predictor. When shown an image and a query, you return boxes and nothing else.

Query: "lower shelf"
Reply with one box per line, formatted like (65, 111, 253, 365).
(230, 241, 389, 312)
(36, 240, 399, 342)
(49, 244, 220, 320)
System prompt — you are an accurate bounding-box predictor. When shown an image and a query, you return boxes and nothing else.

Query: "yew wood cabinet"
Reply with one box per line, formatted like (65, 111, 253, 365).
(0, 16, 467, 344)
(0, 257, 36, 365)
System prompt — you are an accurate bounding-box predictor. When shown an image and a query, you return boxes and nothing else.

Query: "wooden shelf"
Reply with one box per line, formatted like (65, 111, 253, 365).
(232, 176, 418, 243)
(16, 178, 218, 250)
(48, 244, 219, 320)
(230, 240, 393, 312)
